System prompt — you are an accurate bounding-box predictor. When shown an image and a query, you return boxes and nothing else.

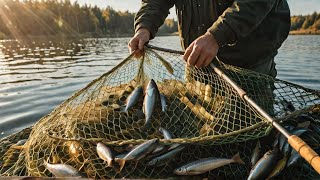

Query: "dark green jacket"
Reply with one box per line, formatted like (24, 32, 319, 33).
(134, 0, 290, 71)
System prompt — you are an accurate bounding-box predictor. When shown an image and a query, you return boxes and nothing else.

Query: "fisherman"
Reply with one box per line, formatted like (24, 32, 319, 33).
(128, 0, 290, 78)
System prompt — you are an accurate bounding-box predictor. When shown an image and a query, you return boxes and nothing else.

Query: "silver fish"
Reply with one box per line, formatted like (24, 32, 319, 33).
(147, 145, 185, 167)
(115, 138, 159, 172)
(248, 148, 280, 180)
(96, 142, 113, 167)
(125, 85, 143, 112)
(159, 127, 173, 139)
(158, 127, 180, 151)
(151, 145, 167, 155)
(267, 156, 288, 179)
(160, 94, 167, 112)
(15, 139, 27, 146)
(174, 153, 244, 175)
(143, 79, 160, 126)
(44, 161, 83, 177)
(251, 140, 261, 168)
(286, 149, 301, 168)
(114, 153, 128, 162)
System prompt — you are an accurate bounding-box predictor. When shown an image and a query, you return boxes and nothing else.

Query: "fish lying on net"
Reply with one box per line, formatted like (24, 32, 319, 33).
(248, 110, 320, 179)
(0, 47, 320, 179)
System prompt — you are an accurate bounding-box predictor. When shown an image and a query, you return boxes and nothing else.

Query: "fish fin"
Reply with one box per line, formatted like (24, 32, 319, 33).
(11, 145, 24, 150)
(232, 152, 245, 165)
(257, 140, 261, 148)
(115, 158, 125, 172)
(107, 159, 113, 168)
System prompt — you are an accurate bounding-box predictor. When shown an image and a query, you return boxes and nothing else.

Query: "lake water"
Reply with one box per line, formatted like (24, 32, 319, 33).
(0, 35, 319, 138)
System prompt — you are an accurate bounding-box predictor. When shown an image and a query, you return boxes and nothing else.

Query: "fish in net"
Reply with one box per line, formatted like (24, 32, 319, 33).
(0, 46, 319, 179)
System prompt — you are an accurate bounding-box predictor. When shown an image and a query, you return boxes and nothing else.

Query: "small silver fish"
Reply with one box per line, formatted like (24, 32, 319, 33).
(267, 156, 288, 179)
(15, 139, 27, 146)
(158, 127, 180, 151)
(159, 127, 173, 139)
(125, 86, 143, 112)
(115, 138, 159, 172)
(287, 149, 301, 168)
(143, 79, 160, 126)
(248, 148, 280, 180)
(251, 140, 261, 168)
(160, 94, 167, 112)
(151, 145, 167, 155)
(174, 153, 244, 175)
(147, 145, 185, 167)
(96, 142, 113, 167)
(114, 153, 128, 162)
(44, 161, 83, 177)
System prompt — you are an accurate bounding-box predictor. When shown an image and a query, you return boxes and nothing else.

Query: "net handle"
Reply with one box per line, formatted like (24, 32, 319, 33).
(210, 62, 320, 174)
(146, 44, 320, 174)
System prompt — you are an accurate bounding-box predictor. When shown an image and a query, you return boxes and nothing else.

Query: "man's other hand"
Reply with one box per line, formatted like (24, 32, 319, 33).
(183, 32, 219, 68)
(128, 28, 150, 57)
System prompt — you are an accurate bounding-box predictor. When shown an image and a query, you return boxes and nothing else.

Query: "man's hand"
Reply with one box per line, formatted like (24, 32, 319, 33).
(183, 32, 219, 68)
(128, 28, 150, 57)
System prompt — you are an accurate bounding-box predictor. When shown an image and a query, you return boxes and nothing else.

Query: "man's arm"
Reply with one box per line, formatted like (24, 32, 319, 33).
(208, 0, 278, 47)
(129, 0, 174, 53)
(134, 0, 174, 39)
(185, 0, 279, 68)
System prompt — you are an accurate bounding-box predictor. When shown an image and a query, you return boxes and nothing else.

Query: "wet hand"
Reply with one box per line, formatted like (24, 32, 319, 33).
(128, 28, 150, 57)
(183, 32, 219, 68)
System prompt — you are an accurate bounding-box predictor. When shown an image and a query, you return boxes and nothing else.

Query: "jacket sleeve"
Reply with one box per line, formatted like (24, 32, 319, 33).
(208, 0, 277, 47)
(134, 0, 174, 39)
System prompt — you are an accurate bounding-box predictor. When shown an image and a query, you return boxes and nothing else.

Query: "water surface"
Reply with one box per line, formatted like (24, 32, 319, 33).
(0, 35, 319, 138)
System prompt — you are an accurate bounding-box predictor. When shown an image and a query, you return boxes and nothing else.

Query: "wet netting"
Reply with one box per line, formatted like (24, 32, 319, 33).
(1, 46, 320, 179)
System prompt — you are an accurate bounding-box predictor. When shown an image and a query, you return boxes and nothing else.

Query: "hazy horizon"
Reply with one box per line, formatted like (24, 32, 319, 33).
(71, 0, 320, 18)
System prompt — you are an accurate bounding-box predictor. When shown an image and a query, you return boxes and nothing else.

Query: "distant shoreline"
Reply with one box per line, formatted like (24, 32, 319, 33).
(0, 33, 179, 40)
(289, 30, 320, 35)
(1, 31, 320, 41)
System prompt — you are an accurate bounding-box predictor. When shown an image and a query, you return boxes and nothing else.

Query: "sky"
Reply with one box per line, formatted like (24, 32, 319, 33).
(72, 0, 320, 17)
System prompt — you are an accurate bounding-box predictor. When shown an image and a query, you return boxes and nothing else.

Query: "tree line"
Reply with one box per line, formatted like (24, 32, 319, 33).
(291, 12, 320, 32)
(0, 0, 177, 39)
(0, 0, 319, 39)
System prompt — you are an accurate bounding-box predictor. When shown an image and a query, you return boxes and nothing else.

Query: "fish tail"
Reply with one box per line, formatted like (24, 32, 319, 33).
(120, 105, 128, 113)
(115, 158, 125, 172)
(232, 152, 245, 165)
(144, 120, 151, 129)
(107, 159, 113, 168)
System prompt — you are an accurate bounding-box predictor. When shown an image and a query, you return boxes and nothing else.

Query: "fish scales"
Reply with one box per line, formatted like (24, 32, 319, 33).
(96, 142, 113, 167)
(174, 153, 244, 175)
(44, 161, 83, 177)
(143, 79, 160, 126)
(125, 86, 143, 112)
(115, 138, 159, 172)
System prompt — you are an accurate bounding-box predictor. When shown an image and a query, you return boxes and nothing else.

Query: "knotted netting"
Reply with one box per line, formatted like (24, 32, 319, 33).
(1, 46, 320, 179)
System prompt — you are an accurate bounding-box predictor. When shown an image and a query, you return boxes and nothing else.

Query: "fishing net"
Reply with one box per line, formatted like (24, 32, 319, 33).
(0, 46, 320, 179)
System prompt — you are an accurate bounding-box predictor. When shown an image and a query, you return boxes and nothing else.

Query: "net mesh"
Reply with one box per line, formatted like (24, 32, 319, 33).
(0, 47, 320, 178)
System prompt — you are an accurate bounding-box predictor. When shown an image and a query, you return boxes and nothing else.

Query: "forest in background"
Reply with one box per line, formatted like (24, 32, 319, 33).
(0, 0, 319, 39)
(0, 0, 177, 39)
(290, 12, 320, 34)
